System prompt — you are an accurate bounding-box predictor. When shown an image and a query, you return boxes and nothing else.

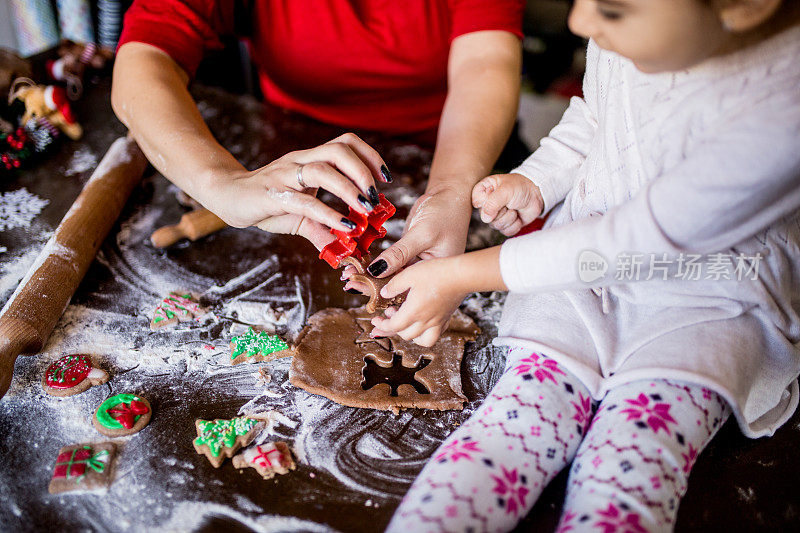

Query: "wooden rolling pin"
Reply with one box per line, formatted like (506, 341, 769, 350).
(150, 207, 226, 248)
(0, 135, 148, 399)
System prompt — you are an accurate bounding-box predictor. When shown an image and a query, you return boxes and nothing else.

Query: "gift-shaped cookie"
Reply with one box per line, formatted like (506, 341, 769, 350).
(48, 442, 116, 494)
(193, 417, 265, 468)
(229, 327, 292, 365)
(150, 291, 206, 330)
(42, 354, 109, 396)
(232, 441, 296, 479)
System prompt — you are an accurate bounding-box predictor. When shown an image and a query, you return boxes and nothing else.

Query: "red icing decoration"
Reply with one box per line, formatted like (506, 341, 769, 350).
(319, 193, 396, 268)
(44, 355, 92, 389)
(53, 447, 92, 479)
(107, 400, 150, 429)
(252, 444, 285, 468)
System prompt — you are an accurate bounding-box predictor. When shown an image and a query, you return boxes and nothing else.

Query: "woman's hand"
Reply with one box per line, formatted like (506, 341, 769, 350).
(361, 187, 472, 277)
(205, 133, 390, 250)
(472, 173, 544, 236)
(370, 256, 468, 347)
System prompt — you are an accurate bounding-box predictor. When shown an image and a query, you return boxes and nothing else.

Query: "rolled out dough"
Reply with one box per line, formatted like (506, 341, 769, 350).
(289, 306, 480, 412)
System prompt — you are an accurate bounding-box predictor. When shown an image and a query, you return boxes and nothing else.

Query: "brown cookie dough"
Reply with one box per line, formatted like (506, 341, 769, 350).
(289, 306, 480, 412)
(193, 417, 266, 468)
(341, 256, 406, 313)
(353, 307, 392, 351)
(48, 442, 116, 494)
(348, 272, 407, 313)
(41, 354, 109, 397)
(92, 393, 152, 437)
(232, 441, 296, 479)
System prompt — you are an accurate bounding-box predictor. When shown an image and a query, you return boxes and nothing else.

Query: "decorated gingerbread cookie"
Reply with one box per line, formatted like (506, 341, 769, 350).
(193, 417, 265, 468)
(42, 354, 109, 397)
(48, 442, 116, 494)
(232, 441, 296, 480)
(150, 290, 206, 330)
(92, 393, 152, 437)
(229, 327, 292, 365)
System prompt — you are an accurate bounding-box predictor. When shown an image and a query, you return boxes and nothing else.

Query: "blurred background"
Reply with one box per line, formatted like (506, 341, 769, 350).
(0, 0, 584, 157)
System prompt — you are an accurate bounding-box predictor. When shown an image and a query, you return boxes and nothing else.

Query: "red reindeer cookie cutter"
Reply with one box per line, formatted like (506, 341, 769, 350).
(319, 193, 396, 268)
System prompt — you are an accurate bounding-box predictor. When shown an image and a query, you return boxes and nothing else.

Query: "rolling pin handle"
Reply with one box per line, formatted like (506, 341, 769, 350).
(150, 224, 184, 248)
(150, 208, 227, 248)
(0, 319, 41, 398)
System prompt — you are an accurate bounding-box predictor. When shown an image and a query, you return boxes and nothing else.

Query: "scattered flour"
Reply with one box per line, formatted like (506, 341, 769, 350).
(0, 188, 49, 231)
(0, 242, 49, 300)
(63, 146, 98, 177)
(152, 501, 336, 532)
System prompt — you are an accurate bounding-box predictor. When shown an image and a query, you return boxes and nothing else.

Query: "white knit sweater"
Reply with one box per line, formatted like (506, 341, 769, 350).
(497, 27, 800, 438)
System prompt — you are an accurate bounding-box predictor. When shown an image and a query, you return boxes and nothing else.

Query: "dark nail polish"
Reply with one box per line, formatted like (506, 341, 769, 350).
(341, 217, 357, 230)
(380, 164, 393, 183)
(357, 194, 375, 211)
(371, 335, 387, 339)
(346, 288, 361, 294)
(367, 185, 380, 206)
(368, 259, 388, 277)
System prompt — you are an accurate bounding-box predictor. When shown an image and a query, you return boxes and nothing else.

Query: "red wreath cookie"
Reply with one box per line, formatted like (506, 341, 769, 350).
(92, 393, 152, 437)
(42, 354, 109, 397)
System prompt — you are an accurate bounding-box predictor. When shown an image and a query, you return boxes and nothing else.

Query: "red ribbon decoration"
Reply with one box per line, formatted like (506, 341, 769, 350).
(107, 400, 150, 429)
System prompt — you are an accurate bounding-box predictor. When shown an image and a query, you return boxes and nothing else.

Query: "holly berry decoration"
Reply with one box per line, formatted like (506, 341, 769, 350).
(0, 127, 32, 174)
(42, 354, 109, 397)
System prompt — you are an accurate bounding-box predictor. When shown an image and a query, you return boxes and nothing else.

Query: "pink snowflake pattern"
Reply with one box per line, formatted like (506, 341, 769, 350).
(592, 456, 603, 468)
(435, 439, 482, 463)
(620, 393, 677, 435)
(445, 505, 458, 518)
(681, 443, 699, 474)
(513, 353, 566, 384)
(491, 466, 529, 516)
(556, 510, 577, 532)
(571, 392, 593, 430)
(530, 426, 541, 437)
(594, 503, 648, 533)
(650, 476, 661, 490)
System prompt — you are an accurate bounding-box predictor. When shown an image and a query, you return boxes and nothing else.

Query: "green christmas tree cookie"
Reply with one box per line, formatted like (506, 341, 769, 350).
(229, 327, 291, 365)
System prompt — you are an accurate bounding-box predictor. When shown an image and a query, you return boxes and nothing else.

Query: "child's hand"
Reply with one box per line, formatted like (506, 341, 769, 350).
(370, 256, 467, 347)
(472, 173, 544, 236)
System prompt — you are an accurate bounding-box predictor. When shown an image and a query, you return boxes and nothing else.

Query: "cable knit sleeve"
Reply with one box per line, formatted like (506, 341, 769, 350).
(500, 96, 800, 293)
(511, 40, 600, 215)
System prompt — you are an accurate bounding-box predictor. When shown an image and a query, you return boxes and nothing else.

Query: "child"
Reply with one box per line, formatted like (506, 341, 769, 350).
(375, 0, 800, 531)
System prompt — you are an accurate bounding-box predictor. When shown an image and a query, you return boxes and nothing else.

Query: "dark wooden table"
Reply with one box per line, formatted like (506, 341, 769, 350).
(0, 81, 798, 532)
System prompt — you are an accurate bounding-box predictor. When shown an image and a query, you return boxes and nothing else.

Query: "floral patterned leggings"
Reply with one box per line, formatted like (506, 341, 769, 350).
(387, 348, 731, 533)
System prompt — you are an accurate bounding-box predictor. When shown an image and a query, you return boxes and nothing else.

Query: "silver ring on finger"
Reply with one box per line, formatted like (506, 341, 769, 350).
(296, 164, 308, 189)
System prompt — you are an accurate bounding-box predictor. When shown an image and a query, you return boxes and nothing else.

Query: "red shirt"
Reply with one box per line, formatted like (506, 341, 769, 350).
(119, 0, 524, 145)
